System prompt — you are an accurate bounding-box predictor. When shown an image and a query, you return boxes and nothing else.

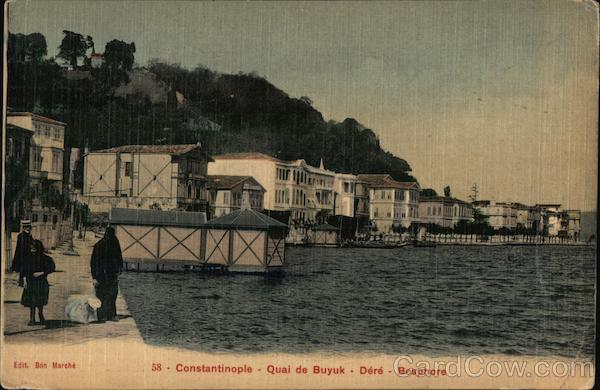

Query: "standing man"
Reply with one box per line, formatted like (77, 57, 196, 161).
(90, 226, 123, 322)
(12, 220, 33, 287)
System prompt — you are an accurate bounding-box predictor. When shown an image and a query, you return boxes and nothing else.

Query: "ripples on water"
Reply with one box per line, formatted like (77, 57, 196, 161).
(120, 246, 595, 357)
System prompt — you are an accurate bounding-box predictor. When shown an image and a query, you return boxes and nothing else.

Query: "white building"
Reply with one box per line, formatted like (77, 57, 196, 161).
(419, 196, 474, 228)
(82, 144, 212, 213)
(357, 174, 420, 232)
(7, 112, 66, 194)
(472, 200, 517, 230)
(334, 173, 358, 217)
(207, 175, 266, 218)
(208, 152, 336, 223)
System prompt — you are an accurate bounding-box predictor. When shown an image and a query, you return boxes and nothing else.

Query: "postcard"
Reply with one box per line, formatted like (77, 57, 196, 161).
(2, 0, 597, 389)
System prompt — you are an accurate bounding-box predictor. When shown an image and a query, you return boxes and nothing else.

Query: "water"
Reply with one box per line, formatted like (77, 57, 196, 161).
(120, 246, 596, 358)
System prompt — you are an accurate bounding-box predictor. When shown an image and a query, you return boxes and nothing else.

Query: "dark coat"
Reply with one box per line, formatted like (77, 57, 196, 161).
(91, 236, 123, 283)
(11, 231, 32, 273)
(20, 252, 55, 307)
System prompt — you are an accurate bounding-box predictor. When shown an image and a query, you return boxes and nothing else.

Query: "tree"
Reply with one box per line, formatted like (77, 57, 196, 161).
(443, 186, 451, 197)
(421, 188, 437, 197)
(104, 40, 136, 71)
(101, 40, 136, 87)
(57, 30, 91, 68)
(473, 208, 488, 224)
(8, 32, 47, 63)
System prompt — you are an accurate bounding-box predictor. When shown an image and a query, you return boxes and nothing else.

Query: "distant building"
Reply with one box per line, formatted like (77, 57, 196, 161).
(208, 152, 336, 223)
(5, 124, 34, 229)
(471, 200, 517, 230)
(419, 196, 474, 228)
(535, 204, 564, 236)
(208, 175, 266, 218)
(7, 112, 66, 195)
(333, 172, 358, 217)
(90, 52, 105, 68)
(510, 203, 542, 233)
(566, 210, 581, 240)
(82, 144, 212, 213)
(357, 174, 420, 232)
(354, 180, 370, 220)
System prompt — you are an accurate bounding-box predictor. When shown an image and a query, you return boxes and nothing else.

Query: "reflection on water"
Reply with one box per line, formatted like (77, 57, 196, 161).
(120, 246, 595, 357)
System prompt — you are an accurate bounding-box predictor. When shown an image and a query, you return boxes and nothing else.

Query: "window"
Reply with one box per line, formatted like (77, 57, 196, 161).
(7, 138, 13, 157)
(224, 192, 230, 204)
(125, 162, 132, 177)
(52, 151, 61, 173)
(343, 182, 349, 193)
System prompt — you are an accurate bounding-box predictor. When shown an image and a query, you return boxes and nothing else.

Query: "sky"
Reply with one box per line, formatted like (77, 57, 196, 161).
(7, 0, 598, 211)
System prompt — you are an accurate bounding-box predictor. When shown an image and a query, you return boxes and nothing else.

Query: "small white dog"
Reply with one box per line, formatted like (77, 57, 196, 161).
(65, 295, 102, 324)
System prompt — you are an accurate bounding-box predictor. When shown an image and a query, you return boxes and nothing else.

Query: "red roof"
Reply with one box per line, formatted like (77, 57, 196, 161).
(357, 174, 419, 190)
(8, 112, 66, 126)
(207, 175, 264, 191)
(213, 152, 283, 162)
(92, 144, 212, 159)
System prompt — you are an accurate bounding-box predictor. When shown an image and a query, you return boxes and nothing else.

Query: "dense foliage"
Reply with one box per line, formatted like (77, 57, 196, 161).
(8, 31, 416, 190)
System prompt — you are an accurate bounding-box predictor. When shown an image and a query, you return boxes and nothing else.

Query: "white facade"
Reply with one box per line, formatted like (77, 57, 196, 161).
(419, 196, 474, 228)
(208, 153, 336, 223)
(334, 173, 357, 217)
(7, 112, 65, 187)
(208, 175, 265, 218)
(472, 201, 517, 230)
(357, 174, 420, 232)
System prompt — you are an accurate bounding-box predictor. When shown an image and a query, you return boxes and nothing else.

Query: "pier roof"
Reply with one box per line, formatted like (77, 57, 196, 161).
(109, 208, 207, 227)
(206, 208, 287, 230)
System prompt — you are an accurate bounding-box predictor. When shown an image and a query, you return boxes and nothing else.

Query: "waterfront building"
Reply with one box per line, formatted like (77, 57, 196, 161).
(354, 180, 370, 220)
(305, 161, 336, 221)
(471, 200, 518, 230)
(208, 152, 336, 223)
(5, 124, 33, 229)
(510, 203, 543, 233)
(535, 204, 564, 236)
(207, 175, 266, 218)
(82, 144, 212, 213)
(566, 210, 582, 241)
(419, 196, 474, 228)
(357, 174, 420, 232)
(7, 112, 66, 196)
(333, 172, 358, 217)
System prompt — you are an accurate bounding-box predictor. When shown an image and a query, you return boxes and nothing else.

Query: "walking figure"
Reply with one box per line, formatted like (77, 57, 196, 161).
(20, 240, 56, 325)
(11, 220, 33, 287)
(90, 227, 123, 322)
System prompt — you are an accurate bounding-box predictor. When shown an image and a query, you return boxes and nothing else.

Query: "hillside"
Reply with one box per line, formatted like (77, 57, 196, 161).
(7, 31, 416, 184)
